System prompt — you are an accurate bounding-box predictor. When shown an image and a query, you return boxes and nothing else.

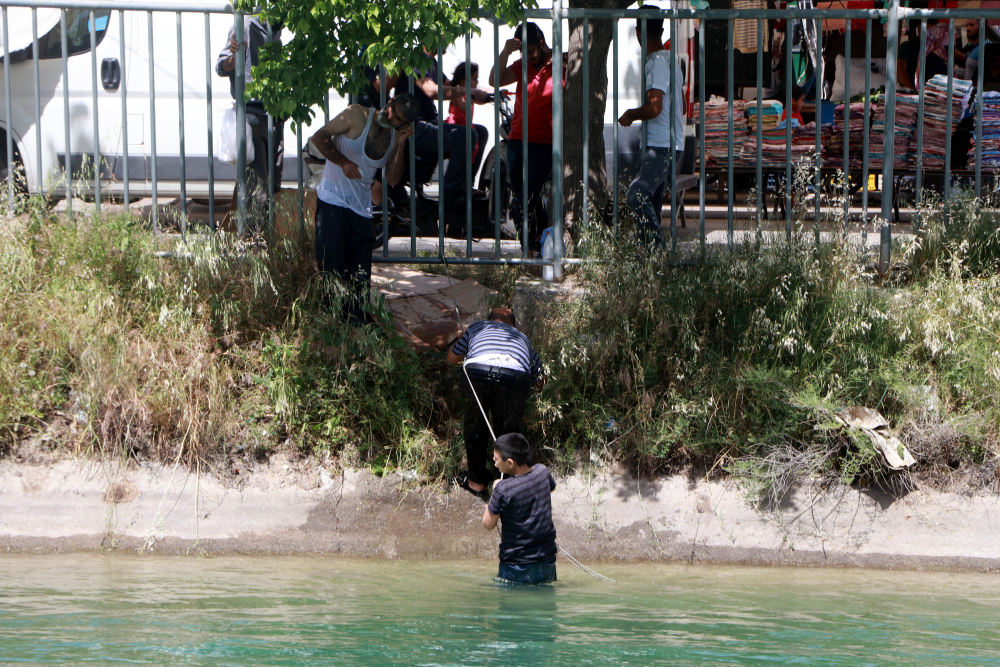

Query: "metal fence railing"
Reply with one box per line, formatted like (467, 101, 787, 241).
(3, 0, 1000, 276)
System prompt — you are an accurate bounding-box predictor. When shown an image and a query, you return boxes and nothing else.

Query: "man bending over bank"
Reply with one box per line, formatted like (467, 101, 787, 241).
(482, 433, 557, 585)
(309, 94, 419, 324)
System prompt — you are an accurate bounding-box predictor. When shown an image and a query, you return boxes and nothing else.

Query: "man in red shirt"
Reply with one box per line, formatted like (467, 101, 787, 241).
(490, 23, 555, 250)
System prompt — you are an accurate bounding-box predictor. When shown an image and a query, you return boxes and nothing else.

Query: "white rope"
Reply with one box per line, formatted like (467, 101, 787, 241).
(557, 544, 619, 584)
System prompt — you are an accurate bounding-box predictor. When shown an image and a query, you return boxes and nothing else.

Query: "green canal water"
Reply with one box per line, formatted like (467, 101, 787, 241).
(1, 554, 999, 666)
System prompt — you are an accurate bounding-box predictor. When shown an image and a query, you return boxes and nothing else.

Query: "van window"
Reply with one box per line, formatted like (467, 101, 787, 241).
(2, 8, 112, 64)
(40, 9, 112, 59)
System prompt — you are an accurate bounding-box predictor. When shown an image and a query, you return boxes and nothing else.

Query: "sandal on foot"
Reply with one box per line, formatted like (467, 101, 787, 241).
(453, 472, 490, 502)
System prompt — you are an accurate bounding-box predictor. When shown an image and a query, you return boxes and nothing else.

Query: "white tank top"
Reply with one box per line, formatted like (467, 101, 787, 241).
(316, 109, 395, 219)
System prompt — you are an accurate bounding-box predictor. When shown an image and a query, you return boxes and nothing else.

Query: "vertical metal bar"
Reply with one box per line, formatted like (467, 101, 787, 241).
(147, 11, 158, 232)
(862, 21, 871, 239)
(410, 74, 417, 257)
(204, 13, 215, 230)
(613, 19, 619, 228)
(466, 32, 473, 258)
(814, 18, 823, 239)
(492, 19, 500, 256)
(176, 12, 187, 237)
(2, 7, 12, 212)
(552, 0, 564, 279)
(640, 18, 647, 154)
(975, 19, 985, 197)
(61, 10, 72, 219)
(521, 18, 528, 257)
(266, 21, 274, 234)
(582, 18, 589, 233)
(944, 20, 954, 204)
(698, 17, 706, 262)
(439, 45, 445, 258)
(880, 0, 900, 275)
(90, 10, 101, 213)
(118, 10, 129, 209)
(843, 22, 851, 236)
(32, 9, 42, 196)
(234, 11, 246, 235)
(915, 19, 927, 231)
(324, 91, 329, 123)
(297, 123, 303, 233)
(755, 18, 762, 237)
(380, 65, 387, 257)
(669, 15, 677, 251)
(727, 18, 734, 250)
(785, 18, 793, 240)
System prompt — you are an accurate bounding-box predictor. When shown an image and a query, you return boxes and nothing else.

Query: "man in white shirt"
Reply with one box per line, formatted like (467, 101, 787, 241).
(619, 14, 685, 247)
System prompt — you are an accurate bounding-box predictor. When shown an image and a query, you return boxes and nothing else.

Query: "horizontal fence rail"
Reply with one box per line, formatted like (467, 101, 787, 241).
(2, 0, 1000, 275)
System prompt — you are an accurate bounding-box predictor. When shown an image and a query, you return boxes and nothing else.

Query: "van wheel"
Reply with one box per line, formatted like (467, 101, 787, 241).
(0, 140, 28, 200)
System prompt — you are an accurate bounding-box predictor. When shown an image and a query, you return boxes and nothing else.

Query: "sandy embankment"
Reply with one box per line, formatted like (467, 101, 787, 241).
(1, 456, 998, 571)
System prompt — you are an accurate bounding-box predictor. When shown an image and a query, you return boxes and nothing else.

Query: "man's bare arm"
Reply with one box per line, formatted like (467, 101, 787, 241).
(310, 107, 363, 179)
(384, 124, 413, 186)
(619, 88, 664, 126)
(416, 77, 489, 103)
(482, 506, 499, 530)
(490, 38, 521, 87)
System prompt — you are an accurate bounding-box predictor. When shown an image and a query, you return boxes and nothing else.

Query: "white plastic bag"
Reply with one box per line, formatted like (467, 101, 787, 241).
(218, 103, 255, 165)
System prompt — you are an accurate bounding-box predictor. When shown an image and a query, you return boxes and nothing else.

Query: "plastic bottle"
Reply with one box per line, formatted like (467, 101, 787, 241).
(542, 228, 554, 281)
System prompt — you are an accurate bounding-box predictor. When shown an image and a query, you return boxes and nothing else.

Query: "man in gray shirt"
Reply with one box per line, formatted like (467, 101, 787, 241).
(217, 16, 284, 234)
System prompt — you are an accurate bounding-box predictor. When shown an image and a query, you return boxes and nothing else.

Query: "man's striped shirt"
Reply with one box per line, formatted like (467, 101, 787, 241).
(452, 320, 542, 381)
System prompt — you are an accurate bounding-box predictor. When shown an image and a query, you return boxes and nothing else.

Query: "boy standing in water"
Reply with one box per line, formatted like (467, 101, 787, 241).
(482, 433, 557, 585)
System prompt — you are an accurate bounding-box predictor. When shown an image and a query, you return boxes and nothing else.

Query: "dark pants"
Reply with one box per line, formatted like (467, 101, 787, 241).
(497, 558, 557, 585)
(315, 199, 374, 325)
(463, 371, 530, 486)
(471, 123, 489, 178)
(507, 139, 553, 249)
(627, 147, 681, 246)
(245, 111, 284, 234)
(412, 120, 470, 197)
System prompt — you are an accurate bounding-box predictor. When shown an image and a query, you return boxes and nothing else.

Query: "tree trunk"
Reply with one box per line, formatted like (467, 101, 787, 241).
(562, 0, 632, 238)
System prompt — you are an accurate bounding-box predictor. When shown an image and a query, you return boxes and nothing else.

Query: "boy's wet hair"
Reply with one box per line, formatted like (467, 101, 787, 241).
(494, 433, 531, 466)
(487, 307, 516, 327)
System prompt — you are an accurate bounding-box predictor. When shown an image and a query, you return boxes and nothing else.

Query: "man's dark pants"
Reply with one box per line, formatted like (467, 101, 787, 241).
(315, 199, 375, 325)
(507, 139, 552, 249)
(244, 111, 284, 234)
(627, 147, 682, 246)
(413, 120, 470, 196)
(463, 368, 530, 486)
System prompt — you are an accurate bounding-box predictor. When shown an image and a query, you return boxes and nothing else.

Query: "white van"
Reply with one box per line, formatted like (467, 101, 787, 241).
(0, 3, 348, 201)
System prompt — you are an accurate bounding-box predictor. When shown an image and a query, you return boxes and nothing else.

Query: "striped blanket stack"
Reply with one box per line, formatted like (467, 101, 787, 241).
(908, 75, 973, 169)
(870, 93, 920, 169)
(694, 99, 748, 164)
(740, 121, 817, 167)
(967, 91, 1000, 171)
(824, 102, 874, 170)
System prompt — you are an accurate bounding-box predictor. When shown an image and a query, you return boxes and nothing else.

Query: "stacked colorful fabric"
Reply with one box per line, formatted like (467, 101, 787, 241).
(908, 75, 973, 169)
(869, 94, 918, 169)
(967, 91, 1000, 171)
(745, 100, 783, 132)
(824, 102, 874, 170)
(740, 121, 817, 167)
(694, 99, 748, 164)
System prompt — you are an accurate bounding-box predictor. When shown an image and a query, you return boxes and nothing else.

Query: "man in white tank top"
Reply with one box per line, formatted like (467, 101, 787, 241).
(309, 94, 420, 324)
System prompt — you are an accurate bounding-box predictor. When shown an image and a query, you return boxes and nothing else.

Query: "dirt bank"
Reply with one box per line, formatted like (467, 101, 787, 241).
(1, 456, 998, 571)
